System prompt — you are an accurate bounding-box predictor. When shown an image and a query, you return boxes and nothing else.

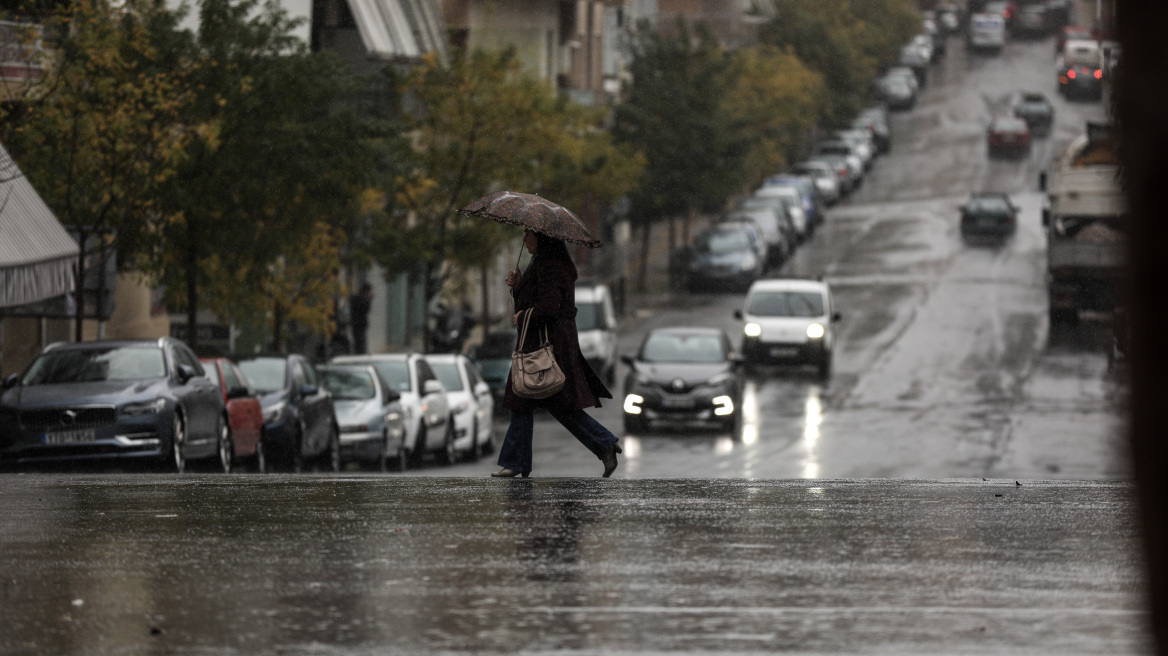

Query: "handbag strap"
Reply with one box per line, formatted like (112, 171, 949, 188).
(515, 308, 551, 352)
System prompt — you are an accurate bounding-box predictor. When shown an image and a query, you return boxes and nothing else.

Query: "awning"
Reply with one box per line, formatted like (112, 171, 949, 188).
(345, 0, 448, 61)
(0, 141, 78, 308)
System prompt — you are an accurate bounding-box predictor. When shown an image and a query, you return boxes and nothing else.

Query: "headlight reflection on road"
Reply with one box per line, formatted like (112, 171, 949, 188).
(802, 392, 823, 479)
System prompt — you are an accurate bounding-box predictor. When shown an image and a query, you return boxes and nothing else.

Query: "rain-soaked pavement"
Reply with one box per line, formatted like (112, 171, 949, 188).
(0, 475, 1150, 655)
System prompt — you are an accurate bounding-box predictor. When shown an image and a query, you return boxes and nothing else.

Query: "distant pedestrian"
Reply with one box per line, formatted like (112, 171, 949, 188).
(350, 282, 373, 355)
(493, 230, 622, 478)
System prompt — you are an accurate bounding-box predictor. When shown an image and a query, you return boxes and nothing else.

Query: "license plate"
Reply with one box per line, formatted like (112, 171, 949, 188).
(661, 398, 694, 409)
(770, 347, 799, 358)
(44, 429, 96, 445)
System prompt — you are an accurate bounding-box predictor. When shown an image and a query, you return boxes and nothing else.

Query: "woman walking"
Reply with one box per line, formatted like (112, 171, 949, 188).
(493, 229, 622, 478)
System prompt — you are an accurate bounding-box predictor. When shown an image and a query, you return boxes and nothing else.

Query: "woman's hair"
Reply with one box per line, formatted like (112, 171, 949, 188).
(535, 233, 578, 279)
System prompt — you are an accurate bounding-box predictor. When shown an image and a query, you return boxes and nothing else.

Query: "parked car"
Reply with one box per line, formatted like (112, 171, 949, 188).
(318, 364, 405, 471)
(574, 281, 619, 386)
(0, 338, 227, 473)
(898, 43, 930, 85)
(684, 222, 767, 293)
(754, 184, 811, 242)
(467, 331, 516, 406)
(834, 129, 876, 171)
(1013, 3, 1048, 36)
(960, 192, 1018, 241)
(1056, 25, 1093, 54)
(234, 353, 340, 473)
(790, 160, 842, 205)
(328, 353, 452, 468)
(875, 74, 917, 111)
(986, 116, 1032, 156)
(808, 153, 861, 194)
(734, 278, 841, 378)
(852, 108, 892, 154)
(1013, 92, 1055, 136)
(811, 140, 865, 190)
(734, 196, 799, 259)
(621, 327, 743, 434)
(425, 354, 495, 460)
(201, 356, 264, 473)
(763, 174, 825, 227)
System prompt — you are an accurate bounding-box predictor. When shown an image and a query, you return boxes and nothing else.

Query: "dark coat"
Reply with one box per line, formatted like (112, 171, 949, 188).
(502, 255, 612, 412)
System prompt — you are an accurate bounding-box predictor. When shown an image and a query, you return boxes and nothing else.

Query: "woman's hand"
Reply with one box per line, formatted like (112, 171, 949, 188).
(506, 269, 519, 288)
(512, 311, 523, 327)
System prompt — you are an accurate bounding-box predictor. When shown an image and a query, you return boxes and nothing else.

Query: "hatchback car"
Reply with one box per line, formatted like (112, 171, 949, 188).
(735, 279, 841, 378)
(202, 356, 264, 473)
(790, 160, 842, 205)
(1058, 62, 1103, 100)
(754, 185, 811, 242)
(960, 192, 1018, 240)
(986, 116, 1032, 156)
(733, 196, 798, 261)
(0, 338, 227, 472)
(685, 222, 767, 293)
(318, 364, 405, 471)
(1012, 92, 1055, 136)
(235, 354, 339, 473)
(621, 327, 743, 434)
(329, 353, 453, 468)
(426, 354, 495, 460)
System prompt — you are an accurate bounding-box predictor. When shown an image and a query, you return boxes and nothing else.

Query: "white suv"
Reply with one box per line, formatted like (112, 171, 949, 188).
(575, 281, 619, 385)
(734, 278, 841, 378)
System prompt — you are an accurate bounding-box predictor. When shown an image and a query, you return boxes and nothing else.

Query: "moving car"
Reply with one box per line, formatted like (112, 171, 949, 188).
(235, 353, 340, 473)
(1012, 92, 1055, 136)
(684, 222, 767, 293)
(202, 356, 264, 473)
(329, 353, 453, 468)
(960, 192, 1018, 241)
(0, 338, 227, 472)
(968, 11, 1007, 52)
(734, 278, 841, 378)
(426, 354, 495, 460)
(318, 364, 405, 471)
(621, 327, 743, 434)
(574, 281, 619, 386)
(986, 116, 1032, 156)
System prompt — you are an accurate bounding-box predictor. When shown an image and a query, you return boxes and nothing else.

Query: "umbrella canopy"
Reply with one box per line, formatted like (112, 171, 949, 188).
(456, 191, 601, 248)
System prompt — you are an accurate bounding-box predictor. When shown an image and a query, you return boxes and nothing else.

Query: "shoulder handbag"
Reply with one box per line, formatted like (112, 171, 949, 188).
(511, 308, 566, 399)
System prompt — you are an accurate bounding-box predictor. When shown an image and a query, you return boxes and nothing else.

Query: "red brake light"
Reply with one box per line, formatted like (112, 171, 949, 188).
(1094, 69, 1103, 79)
(1067, 69, 1076, 79)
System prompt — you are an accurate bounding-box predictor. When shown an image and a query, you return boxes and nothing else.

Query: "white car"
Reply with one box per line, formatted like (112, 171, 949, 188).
(754, 185, 810, 242)
(425, 354, 494, 460)
(317, 364, 406, 471)
(734, 278, 841, 378)
(574, 281, 619, 385)
(329, 353, 454, 467)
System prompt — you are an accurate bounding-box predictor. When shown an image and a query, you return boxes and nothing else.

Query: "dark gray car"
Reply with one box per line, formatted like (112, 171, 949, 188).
(0, 338, 227, 472)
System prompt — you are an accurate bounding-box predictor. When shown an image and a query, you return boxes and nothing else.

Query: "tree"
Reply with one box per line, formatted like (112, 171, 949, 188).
(612, 20, 752, 290)
(372, 48, 642, 349)
(0, 0, 192, 340)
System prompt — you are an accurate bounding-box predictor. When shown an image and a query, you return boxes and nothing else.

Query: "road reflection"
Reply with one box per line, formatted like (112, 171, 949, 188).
(802, 391, 823, 479)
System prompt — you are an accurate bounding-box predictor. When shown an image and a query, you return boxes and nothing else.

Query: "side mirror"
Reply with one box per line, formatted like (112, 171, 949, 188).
(177, 364, 196, 384)
(423, 379, 444, 395)
(733, 309, 744, 320)
(2, 373, 19, 388)
(832, 312, 842, 323)
(226, 386, 252, 400)
(300, 384, 318, 397)
(730, 354, 746, 366)
(384, 389, 401, 403)
(620, 354, 635, 367)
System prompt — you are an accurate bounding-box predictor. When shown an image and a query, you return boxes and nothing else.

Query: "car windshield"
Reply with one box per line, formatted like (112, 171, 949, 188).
(748, 291, 825, 317)
(430, 362, 465, 392)
(695, 229, 751, 254)
(576, 302, 600, 331)
(968, 196, 1013, 214)
(22, 346, 166, 385)
(321, 369, 377, 400)
(369, 362, 411, 393)
(993, 118, 1027, 131)
(640, 333, 726, 364)
(236, 358, 287, 393)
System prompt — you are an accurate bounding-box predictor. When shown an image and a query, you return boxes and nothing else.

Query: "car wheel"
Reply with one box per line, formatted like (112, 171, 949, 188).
(291, 422, 305, 474)
(465, 418, 480, 462)
(255, 431, 268, 474)
(395, 437, 408, 472)
(409, 425, 427, 467)
(168, 412, 187, 474)
(216, 415, 233, 474)
(623, 414, 648, 434)
(442, 417, 457, 465)
(324, 423, 341, 473)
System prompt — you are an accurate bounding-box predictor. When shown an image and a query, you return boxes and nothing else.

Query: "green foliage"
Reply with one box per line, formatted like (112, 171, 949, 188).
(612, 20, 752, 224)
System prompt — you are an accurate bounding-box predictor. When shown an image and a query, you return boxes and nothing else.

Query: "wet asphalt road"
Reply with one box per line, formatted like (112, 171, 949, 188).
(0, 476, 1149, 655)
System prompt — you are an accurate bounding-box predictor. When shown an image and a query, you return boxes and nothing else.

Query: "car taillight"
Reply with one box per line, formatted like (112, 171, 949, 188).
(1094, 69, 1103, 79)
(1067, 69, 1076, 79)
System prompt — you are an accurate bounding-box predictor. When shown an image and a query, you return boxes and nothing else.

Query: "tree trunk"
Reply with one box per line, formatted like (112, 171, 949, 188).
(637, 221, 651, 292)
(74, 245, 86, 343)
(271, 300, 283, 353)
(480, 264, 491, 338)
(185, 216, 199, 353)
(667, 216, 677, 289)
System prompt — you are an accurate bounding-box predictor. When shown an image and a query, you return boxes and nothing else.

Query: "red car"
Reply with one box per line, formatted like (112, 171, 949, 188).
(201, 357, 265, 472)
(986, 116, 1031, 157)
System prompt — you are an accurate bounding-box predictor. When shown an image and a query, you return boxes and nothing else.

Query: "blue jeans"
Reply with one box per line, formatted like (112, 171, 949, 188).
(497, 408, 619, 474)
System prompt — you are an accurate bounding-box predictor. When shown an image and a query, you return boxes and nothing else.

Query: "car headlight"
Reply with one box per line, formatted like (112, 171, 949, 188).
(123, 398, 167, 416)
(453, 401, 469, 414)
(739, 256, 757, 271)
(264, 401, 287, 424)
(806, 323, 826, 339)
(744, 322, 762, 338)
(386, 412, 402, 423)
(623, 394, 644, 415)
(712, 395, 735, 416)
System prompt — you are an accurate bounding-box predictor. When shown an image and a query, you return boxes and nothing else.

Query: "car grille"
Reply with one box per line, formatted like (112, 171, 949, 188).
(21, 406, 118, 433)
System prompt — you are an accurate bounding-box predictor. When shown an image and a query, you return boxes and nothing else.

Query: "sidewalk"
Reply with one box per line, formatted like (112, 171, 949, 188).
(0, 476, 1149, 655)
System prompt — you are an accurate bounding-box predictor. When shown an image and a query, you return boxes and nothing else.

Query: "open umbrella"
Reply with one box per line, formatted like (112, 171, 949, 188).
(456, 191, 602, 248)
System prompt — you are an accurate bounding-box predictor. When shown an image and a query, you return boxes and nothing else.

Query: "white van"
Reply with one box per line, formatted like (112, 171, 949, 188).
(574, 281, 619, 385)
(968, 12, 1006, 52)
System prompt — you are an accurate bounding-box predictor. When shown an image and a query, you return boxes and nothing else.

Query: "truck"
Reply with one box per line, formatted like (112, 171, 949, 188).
(1040, 122, 1125, 324)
